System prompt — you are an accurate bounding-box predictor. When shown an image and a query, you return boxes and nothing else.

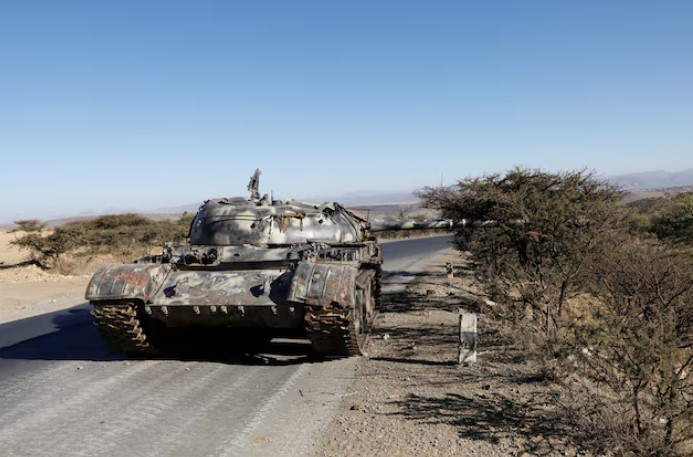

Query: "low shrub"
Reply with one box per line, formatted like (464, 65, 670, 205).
(11, 219, 46, 233)
(11, 213, 193, 270)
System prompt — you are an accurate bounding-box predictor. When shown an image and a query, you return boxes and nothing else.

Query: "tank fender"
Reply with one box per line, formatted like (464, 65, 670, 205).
(288, 262, 358, 308)
(85, 263, 172, 302)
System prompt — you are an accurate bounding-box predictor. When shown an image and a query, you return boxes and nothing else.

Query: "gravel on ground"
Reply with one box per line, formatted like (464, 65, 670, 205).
(316, 251, 591, 457)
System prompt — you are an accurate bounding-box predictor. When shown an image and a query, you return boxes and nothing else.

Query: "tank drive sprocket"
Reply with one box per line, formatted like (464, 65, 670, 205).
(91, 302, 159, 356)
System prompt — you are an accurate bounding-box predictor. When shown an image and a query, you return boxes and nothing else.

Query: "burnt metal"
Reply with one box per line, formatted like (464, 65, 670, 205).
(86, 169, 454, 357)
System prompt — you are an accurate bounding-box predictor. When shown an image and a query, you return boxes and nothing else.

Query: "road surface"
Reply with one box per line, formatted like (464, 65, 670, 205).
(0, 236, 452, 457)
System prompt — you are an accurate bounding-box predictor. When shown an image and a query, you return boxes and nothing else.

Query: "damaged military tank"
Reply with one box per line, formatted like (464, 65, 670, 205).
(86, 169, 453, 357)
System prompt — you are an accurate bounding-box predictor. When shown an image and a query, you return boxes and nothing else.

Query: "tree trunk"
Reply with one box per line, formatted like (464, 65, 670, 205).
(633, 385, 643, 438)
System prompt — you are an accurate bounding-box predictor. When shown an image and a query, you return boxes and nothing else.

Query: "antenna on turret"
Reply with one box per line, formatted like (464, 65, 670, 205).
(248, 168, 261, 200)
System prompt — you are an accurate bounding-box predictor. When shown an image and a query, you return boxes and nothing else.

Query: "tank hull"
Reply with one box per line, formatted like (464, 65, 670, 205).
(147, 269, 299, 328)
(86, 244, 382, 357)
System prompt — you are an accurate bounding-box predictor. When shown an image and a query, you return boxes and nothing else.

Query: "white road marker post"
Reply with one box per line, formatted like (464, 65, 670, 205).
(458, 310, 477, 365)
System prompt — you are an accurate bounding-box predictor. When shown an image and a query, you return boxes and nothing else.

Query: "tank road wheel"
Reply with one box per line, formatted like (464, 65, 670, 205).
(305, 269, 378, 357)
(91, 301, 160, 357)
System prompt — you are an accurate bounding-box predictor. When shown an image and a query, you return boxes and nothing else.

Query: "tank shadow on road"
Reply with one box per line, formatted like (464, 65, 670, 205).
(370, 356, 456, 366)
(0, 308, 330, 366)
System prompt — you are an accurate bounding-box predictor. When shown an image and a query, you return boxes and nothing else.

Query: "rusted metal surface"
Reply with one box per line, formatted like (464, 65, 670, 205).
(85, 264, 171, 302)
(91, 302, 158, 355)
(288, 262, 358, 308)
(188, 199, 369, 246)
(152, 270, 291, 308)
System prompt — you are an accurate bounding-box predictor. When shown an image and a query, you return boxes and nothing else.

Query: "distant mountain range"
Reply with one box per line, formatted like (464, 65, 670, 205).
(4, 168, 692, 229)
(150, 170, 693, 216)
(151, 170, 693, 215)
(606, 169, 693, 190)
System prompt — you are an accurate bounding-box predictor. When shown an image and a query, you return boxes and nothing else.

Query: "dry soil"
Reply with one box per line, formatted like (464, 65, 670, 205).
(316, 251, 592, 457)
(0, 231, 88, 323)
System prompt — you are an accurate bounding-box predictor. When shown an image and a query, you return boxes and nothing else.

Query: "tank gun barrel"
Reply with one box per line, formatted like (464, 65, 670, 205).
(369, 219, 454, 232)
(368, 219, 503, 232)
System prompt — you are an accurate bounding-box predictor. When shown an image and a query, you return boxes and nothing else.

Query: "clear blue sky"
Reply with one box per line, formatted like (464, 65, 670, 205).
(1, 1, 692, 222)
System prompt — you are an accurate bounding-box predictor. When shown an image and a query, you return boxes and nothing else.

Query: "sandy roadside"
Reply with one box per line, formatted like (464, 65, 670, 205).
(0, 230, 32, 266)
(0, 231, 89, 324)
(0, 266, 89, 324)
(315, 250, 584, 457)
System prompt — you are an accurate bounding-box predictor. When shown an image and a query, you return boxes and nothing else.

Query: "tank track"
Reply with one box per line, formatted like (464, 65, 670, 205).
(304, 307, 364, 357)
(91, 302, 159, 356)
(304, 267, 380, 357)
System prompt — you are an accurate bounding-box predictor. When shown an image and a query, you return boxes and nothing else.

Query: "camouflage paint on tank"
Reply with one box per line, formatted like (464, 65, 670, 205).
(86, 263, 171, 302)
(368, 219, 455, 232)
(287, 262, 358, 308)
(151, 269, 292, 308)
(145, 268, 303, 329)
(188, 199, 369, 246)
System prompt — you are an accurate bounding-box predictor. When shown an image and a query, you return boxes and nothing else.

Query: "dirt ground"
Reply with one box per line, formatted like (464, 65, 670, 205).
(0, 230, 32, 266)
(316, 251, 593, 457)
(0, 231, 89, 324)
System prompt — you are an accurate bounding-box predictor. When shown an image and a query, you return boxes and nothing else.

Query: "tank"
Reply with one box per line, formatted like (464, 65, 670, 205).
(86, 169, 452, 357)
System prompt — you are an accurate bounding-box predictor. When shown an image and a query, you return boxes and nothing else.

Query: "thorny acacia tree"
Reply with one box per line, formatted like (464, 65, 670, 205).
(11, 219, 46, 233)
(571, 242, 693, 454)
(420, 167, 693, 454)
(418, 168, 626, 341)
(651, 194, 693, 245)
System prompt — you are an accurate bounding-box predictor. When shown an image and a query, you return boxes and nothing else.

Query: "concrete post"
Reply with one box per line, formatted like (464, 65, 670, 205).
(458, 310, 477, 365)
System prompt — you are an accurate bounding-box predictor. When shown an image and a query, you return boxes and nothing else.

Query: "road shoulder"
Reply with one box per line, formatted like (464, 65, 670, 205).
(0, 265, 88, 324)
(315, 250, 580, 457)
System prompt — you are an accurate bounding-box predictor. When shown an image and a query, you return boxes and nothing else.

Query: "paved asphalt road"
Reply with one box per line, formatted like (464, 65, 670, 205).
(0, 236, 452, 457)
